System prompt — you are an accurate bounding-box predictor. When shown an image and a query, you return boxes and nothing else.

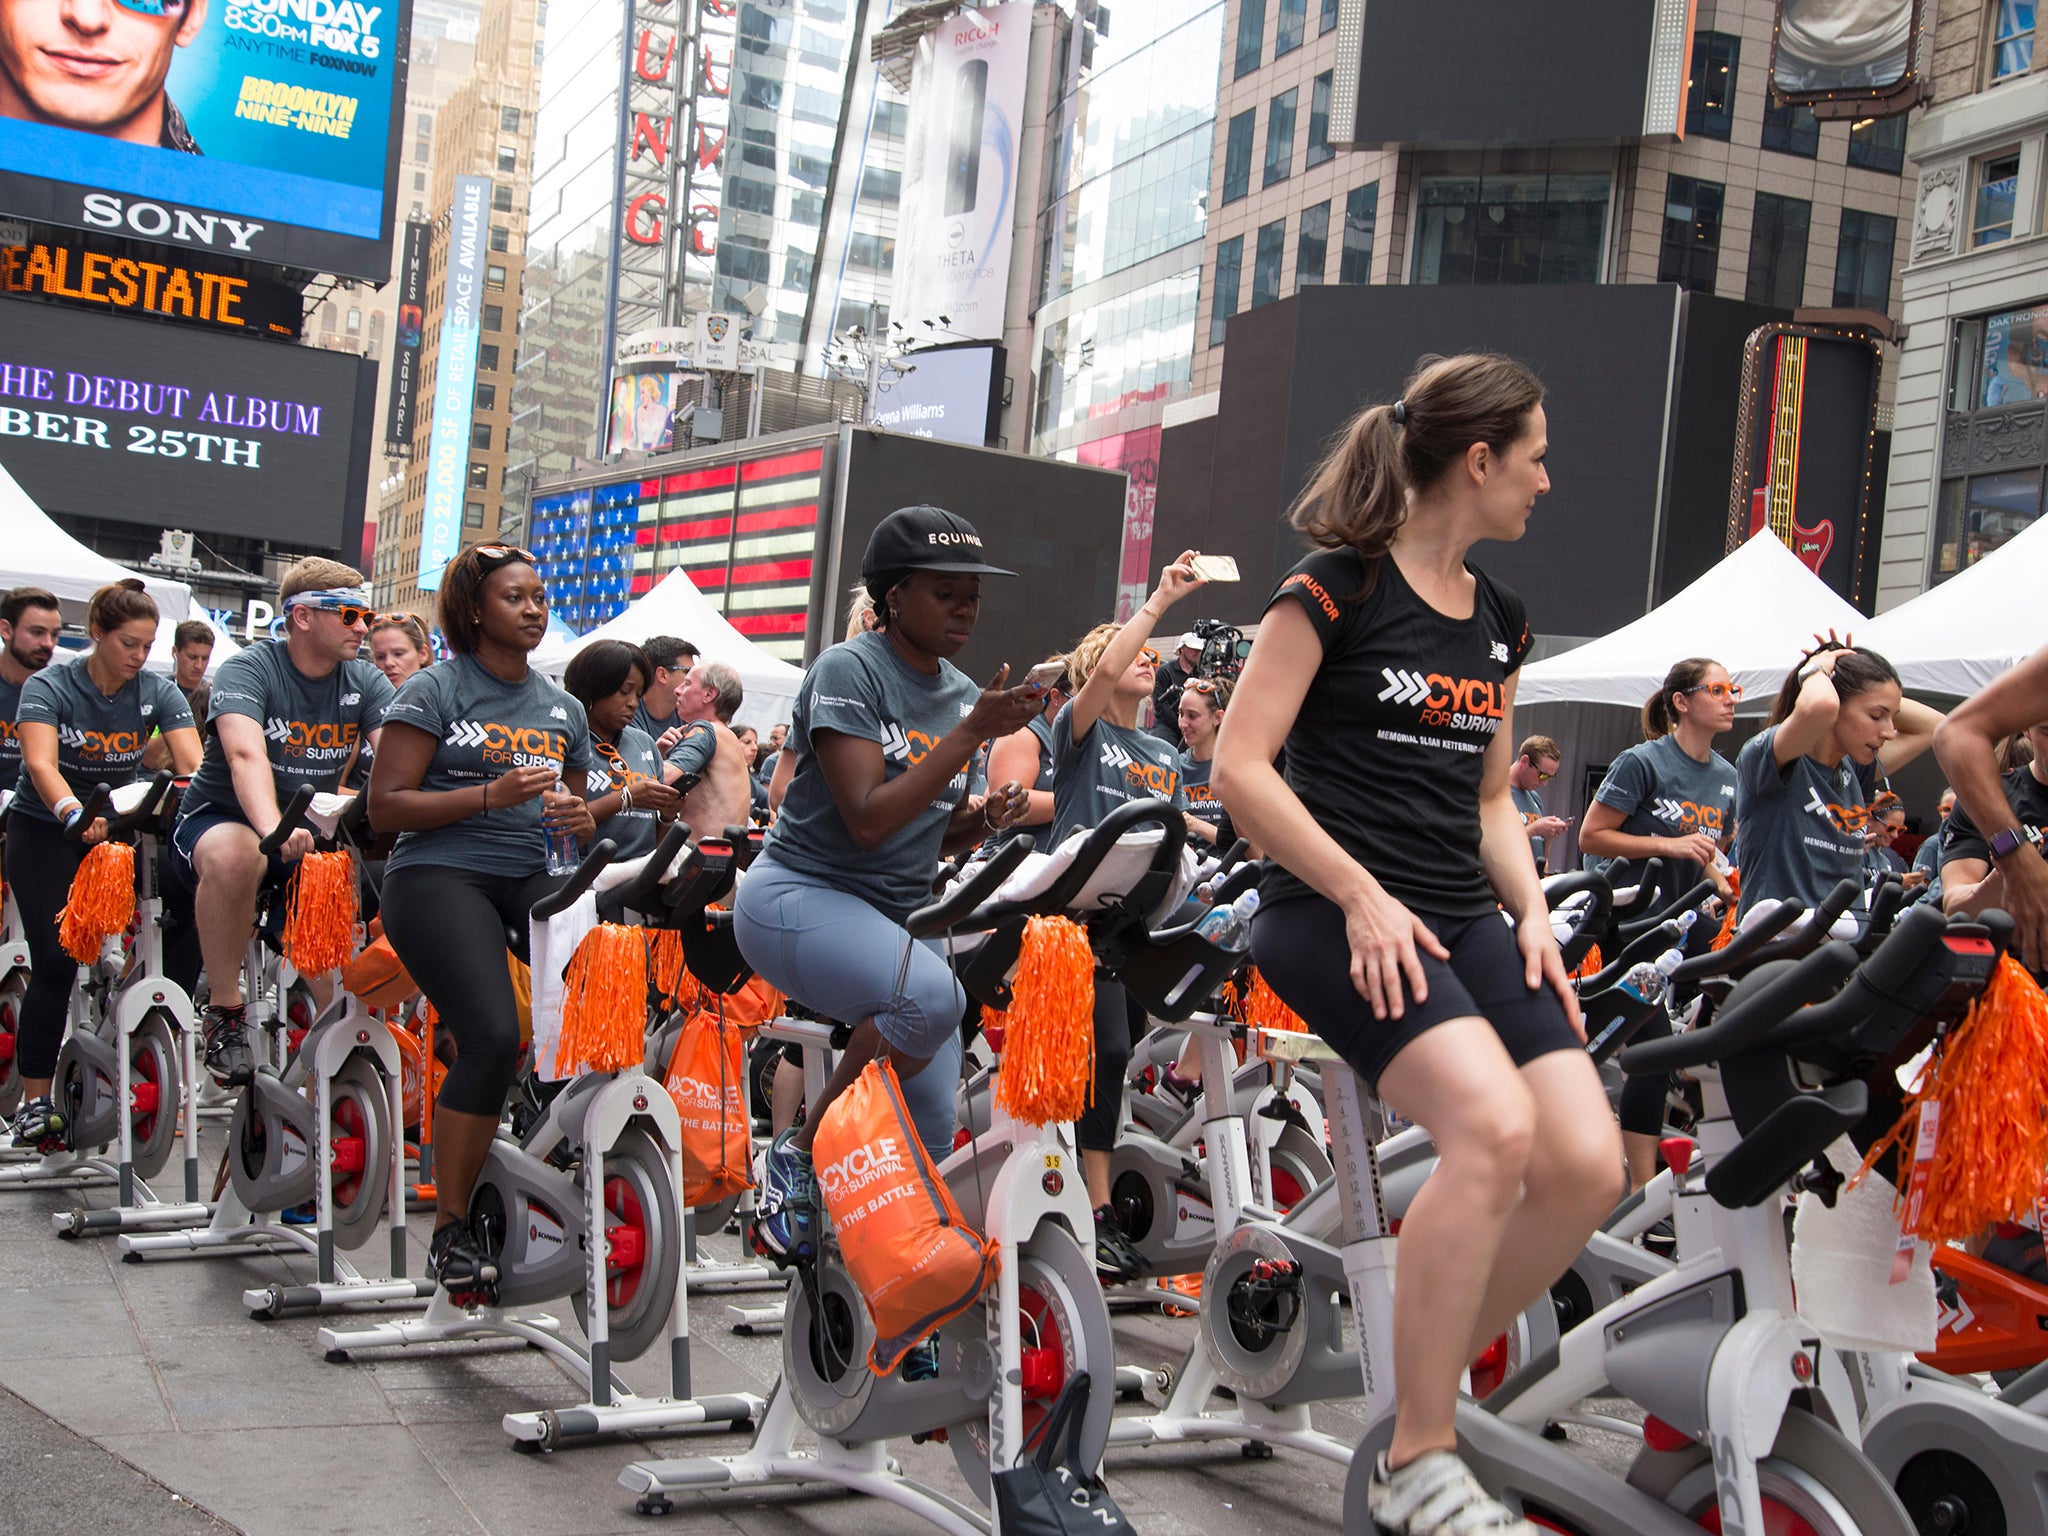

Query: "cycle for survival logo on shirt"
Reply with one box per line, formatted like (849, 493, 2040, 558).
(444, 711, 572, 771)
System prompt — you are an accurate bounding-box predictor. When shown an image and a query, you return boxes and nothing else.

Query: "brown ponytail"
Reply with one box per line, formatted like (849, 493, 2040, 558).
(1290, 352, 1546, 586)
(1765, 645, 1900, 727)
(86, 578, 157, 635)
(1643, 657, 1721, 740)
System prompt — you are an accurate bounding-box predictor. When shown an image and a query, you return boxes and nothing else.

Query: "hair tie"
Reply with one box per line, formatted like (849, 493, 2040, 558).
(1390, 399, 1407, 426)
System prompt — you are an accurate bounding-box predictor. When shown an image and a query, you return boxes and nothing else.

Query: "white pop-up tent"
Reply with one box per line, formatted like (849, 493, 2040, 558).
(532, 568, 803, 728)
(0, 461, 190, 622)
(1853, 515, 2048, 696)
(1517, 530, 1867, 707)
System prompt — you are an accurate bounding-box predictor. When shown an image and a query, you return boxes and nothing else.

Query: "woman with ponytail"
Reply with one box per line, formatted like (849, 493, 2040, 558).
(1579, 657, 1739, 1188)
(1214, 354, 1619, 1535)
(1734, 636, 1942, 929)
(6, 581, 199, 1147)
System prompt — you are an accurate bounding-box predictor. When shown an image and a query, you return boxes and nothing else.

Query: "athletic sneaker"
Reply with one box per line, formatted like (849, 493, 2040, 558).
(1093, 1204, 1144, 1284)
(202, 1003, 254, 1087)
(1985, 1223, 2047, 1285)
(12, 1095, 67, 1150)
(428, 1217, 499, 1306)
(1366, 1448, 1536, 1535)
(754, 1130, 817, 1264)
(900, 1337, 940, 1383)
(1157, 1064, 1201, 1108)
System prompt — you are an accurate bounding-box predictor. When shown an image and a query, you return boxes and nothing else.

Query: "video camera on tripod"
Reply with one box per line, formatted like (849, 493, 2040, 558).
(1188, 616, 1249, 685)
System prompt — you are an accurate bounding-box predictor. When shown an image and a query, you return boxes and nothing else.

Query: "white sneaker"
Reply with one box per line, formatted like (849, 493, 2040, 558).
(1367, 1449, 1536, 1535)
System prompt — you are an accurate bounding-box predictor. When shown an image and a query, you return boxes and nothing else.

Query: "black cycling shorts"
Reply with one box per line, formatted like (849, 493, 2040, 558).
(1250, 895, 1581, 1090)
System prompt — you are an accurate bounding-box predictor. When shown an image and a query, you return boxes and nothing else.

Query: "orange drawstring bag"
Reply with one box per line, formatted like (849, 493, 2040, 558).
(282, 850, 358, 976)
(59, 842, 135, 963)
(660, 1005, 753, 1208)
(813, 1055, 998, 1374)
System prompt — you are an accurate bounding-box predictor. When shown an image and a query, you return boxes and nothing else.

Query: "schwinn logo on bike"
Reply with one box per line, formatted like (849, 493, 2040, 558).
(56, 723, 146, 761)
(263, 717, 360, 762)
(444, 720, 568, 768)
(1376, 668, 1506, 734)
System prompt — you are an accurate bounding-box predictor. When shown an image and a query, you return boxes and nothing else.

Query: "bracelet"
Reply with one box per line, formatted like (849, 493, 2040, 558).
(983, 801, 1002, 830)
(620, 783, 634, 813)
(60, 803, 85, 830)
(53, 795, 82, 822)
(481, 778, 492, 811)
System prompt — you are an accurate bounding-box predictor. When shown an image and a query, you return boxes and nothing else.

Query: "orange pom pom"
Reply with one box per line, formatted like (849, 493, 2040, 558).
(1571, 943, 1604, 978)
(1707, 904, 1739, 953)
(1856, 954, 2048, 1248)
(994, 914, 1096, 1126)
(282, 850, 358, 976)
(648, 929, 695, 1010)
(58, 841, 135, 964)
(555, 923, 649, 1075)
(1245, 966, 1307, 1033)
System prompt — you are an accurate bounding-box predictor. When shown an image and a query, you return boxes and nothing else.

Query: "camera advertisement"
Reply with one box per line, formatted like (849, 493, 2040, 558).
(0, 0, 411, 279)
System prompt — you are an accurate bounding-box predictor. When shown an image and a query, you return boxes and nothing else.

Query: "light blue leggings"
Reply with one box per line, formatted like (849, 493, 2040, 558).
(733, 855, 965, 1165)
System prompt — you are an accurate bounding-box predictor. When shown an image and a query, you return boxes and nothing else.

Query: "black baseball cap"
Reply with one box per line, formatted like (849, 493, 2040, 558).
(861, 505, 1015, 578)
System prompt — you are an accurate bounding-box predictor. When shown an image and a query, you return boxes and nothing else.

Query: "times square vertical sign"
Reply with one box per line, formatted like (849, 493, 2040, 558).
(615, 0, 731, 342)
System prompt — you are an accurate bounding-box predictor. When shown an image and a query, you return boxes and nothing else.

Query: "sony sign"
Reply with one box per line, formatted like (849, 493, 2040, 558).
(79, 194, 265, 254)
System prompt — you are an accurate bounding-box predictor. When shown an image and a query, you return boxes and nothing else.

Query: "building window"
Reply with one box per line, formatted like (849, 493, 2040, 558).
(1761, 98, 1820, 158)
(1414, 170, 1609, 284)
(486, 264, 506, 289)
(1298, 201, 1330, 289)
(1937, 470, 2041, 580)
(1275, 0, 1306, 56)
(1846, 114, 1906, 174)
(1222, 109, 1255, 204)
(489, 224, 510, 252)
(728, 176, 776, 214)
(1340, 183, 1377, 284)
(500, 106, 520, 132)
(497, 144, 517, 173)
(1746, 191, 1811, 308)
(859, 166, 901, 203)
(493, 183, 513, 211)
(1211, 235, 1243, 345)
(483, 303, 504, 331)
(719, 240, 772, 285)
(475, 383, 496, 411)
(414, 170, 426, 192)
(1684, 32, 1739, 141)
(1990, 0, 2036, 83)
(1306, 71, 1335, 167)
(478, 343, 501, 371)
(847, 232, 894, 269)
(467, 462, 489, 489)
(1833, 208, 1895, 309)
(345, 307, 361, 332)
(471, 422, 491, 449)
(1973, 150, 2022, 246)
(784, 245, 815, 293)
(1320, 0, 1338, 33)
(1235, 0, 1265, 77)
(1252, 219, 1286, 307)
(465, 500, 487, 528)
(1658, 174, 1724, 294)
(416, 112, 432, 135)
(1264, 88, 1297, 187)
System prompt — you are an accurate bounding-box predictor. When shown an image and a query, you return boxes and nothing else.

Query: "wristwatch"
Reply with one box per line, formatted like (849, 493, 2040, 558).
(1987, 823, 2044, 861)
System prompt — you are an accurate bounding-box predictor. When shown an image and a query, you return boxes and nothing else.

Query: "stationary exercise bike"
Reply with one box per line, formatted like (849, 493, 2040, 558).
(0, 791, 28, 1119)
(620, 798, 1247, 1530)
(317, 825, 764, 1452)
(1, 776, 204, 1211)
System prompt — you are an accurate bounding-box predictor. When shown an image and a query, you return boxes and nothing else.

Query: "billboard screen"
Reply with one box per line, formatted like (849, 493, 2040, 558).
(2, 229, 301, 337)
(870, 343, 1000, 446)
(1771, 0, 1924, 115)
(416, 173, 487, 591)
(605, 368, 699, 456)
(891, 1, 1031, 340)
(384, 219, 427, 449)
(0, 294, 375, 552)
(0, 0, 411, 280)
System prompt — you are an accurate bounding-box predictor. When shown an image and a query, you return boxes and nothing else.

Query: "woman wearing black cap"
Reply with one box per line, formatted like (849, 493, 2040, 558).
(736, 505, 1046, 1275)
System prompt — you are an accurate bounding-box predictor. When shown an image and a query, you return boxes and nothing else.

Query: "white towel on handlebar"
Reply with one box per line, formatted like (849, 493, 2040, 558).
(1790, 1137, 1936, 1353)
(1740, 895, 1859, 943)
(991, 825, 1200, 924)
(528, 893, 598, 1082)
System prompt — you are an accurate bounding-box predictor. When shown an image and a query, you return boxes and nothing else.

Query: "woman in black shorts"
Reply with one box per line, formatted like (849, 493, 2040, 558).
(369, 545, 595, 1296)
(1214, 354, 1620, 1536)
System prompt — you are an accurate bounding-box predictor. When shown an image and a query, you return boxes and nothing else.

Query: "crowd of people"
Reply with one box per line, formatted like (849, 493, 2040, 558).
(3, 347, 2046, 1536)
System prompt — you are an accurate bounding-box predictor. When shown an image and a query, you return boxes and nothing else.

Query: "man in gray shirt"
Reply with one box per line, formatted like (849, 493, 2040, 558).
(0, 587, 62, 796)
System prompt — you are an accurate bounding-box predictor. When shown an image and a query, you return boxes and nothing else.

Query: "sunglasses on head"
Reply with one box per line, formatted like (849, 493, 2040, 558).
(1683, 681, 1744, 701)
(1184, 678, 1223, 696)
(472, 544, 535, 573)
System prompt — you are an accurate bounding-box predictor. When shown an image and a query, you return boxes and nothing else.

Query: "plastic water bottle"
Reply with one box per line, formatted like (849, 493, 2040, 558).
(1195, 888, 1261, 953)
(543, 780, 580, 876)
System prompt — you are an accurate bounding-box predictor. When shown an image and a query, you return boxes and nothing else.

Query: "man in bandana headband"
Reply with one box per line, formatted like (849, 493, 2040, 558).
(0, 0, 206, 152)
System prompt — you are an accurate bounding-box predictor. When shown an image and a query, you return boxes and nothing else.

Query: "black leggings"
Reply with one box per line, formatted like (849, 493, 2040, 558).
(1617, 1008, 1672, 1137)
(3, 813, 87, 1080)
(1077, 972, 1135, 1154)
(381, 862, 554, 1117)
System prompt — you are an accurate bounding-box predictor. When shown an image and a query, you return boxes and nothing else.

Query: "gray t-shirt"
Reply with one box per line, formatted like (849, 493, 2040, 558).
(180, 642, 394, 825)
(1735, 725, 1877, 922)
(1049, 698, 1187, 846)
(12, 656, 194, 822)
(631, 699, 677, 742)
(589, 724, 665, 861)
(1510, 784, 1548, 868)
(663, 718, 720, 782)
(1592, 734, 1737, 906)
(0, 668, 26, 795)
(379, 654, 593, 877)
(764, 629, 979, 921)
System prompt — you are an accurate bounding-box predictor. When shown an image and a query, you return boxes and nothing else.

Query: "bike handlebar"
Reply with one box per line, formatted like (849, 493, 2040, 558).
(1736, 879, 1861, 971)
(1541, 869, 1613, 972)
(258, 784, 319, 856)
(1663, 896, 1805, 986)
(606, 822, 690, 914)
(905, 837, 1035, 940)
(530, 837, 620, 920)
(62, 783, 111, 841)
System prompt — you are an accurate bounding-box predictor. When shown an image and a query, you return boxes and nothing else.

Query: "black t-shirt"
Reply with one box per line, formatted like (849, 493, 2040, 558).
(1941, 767, 2048, 870)
(1261, 547, 1532, 916)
